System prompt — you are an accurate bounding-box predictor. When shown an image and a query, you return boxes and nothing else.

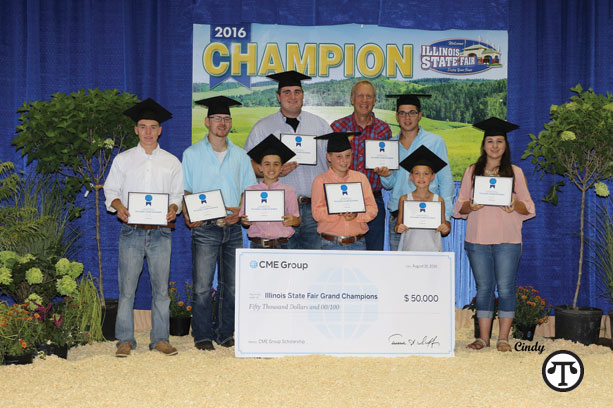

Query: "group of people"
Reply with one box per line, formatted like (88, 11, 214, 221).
(103, 70, 535, 357)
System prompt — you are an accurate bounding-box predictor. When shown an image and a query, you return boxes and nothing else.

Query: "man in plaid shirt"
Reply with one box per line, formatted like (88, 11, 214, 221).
(331, 80, 392, 250)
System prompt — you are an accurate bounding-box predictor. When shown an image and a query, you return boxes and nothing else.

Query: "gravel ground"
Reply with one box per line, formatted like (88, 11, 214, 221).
(1, 325, 611, 408)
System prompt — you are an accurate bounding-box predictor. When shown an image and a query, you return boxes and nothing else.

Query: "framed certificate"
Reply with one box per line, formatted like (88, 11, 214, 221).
(183, 190, 227, 222)
(402, 200, 442, 229)
(280, 134, 317, 165)
(323, 182, 366, 214)
(244, 190, 285, 222)
(127, 192, 169, 225)
(364, 139, 399, 170)
(473, 176, 513, 206)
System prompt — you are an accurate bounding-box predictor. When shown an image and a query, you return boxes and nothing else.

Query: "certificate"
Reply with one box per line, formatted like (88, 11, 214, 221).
(323, 182, 366, 214)
(244, 190, 285, 222)
(235, 249, 456, 357)
(280, 134, 317, 165)
(127, 192, 169, 225)
(364, 139, 399, 170)
(473, 176, 513, 206)
(183, 190, 227, 222)
(402, 200, 442, 229)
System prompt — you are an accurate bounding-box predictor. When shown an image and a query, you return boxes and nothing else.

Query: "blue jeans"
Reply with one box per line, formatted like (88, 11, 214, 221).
(115, 224, 172, 349)
(388, 213, 401, 251)
(321, 237, 367, 251)
(191, 223, 242, 344)
(289, 202, 321, 249)
(365, 195, 385, 251)
(464, 242, 522, 319)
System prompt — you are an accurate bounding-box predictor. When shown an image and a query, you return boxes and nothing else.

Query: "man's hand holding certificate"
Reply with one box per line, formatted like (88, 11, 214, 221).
(364, 139, 399, 170)
(183, 190, 227, 222)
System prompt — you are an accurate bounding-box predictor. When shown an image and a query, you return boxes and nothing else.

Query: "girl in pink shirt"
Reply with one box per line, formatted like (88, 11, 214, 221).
(453, 118, 535, 352)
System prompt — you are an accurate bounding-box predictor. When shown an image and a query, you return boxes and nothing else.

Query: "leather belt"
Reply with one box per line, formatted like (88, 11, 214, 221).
(202, 219, 228, 227)
(373, 190, 383, 198)
(320, 233, 365, 245)
(249, 237, 289, 248)
(390, 210, 399, 218)
(131, 223, 175, 230)
(297, 196, 311, 204)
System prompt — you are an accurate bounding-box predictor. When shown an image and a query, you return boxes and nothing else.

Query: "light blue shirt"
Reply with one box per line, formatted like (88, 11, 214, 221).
(182, 136, 256, 208)
(245, 110, 332, 197)
(381, 127, 454, 220)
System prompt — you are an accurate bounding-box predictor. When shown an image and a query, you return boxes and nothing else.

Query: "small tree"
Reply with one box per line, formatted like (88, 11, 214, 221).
(13, 89, 139, 304)
(523, 84, 613, 308)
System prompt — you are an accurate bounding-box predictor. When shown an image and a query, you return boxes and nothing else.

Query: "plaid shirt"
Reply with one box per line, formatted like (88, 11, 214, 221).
(331, 113, 392, 192)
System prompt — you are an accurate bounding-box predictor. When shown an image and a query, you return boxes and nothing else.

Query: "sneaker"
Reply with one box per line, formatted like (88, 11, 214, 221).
(195, 340, 215, 351)
(115, 341, 132, 358)
(153, 340, 178, 356)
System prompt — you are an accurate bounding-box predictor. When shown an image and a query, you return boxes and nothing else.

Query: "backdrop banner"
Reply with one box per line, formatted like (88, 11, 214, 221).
(193, 23, 508, 179)
(235, 249, 455, 357)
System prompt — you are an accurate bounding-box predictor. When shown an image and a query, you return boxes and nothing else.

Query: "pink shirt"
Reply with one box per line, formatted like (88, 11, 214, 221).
(311, 169, 378, 237)
(239, 181, 299, 239)
(453, 164, 535, 244)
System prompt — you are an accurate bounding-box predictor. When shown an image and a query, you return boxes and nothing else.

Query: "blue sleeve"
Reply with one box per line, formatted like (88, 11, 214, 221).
(432, 140, 455, 221)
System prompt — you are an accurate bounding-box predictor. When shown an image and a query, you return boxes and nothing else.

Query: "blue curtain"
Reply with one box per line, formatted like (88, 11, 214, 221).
(1, 0, 611, 312)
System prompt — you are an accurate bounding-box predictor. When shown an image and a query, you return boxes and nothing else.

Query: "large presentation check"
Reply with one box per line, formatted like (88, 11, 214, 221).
(235, 249, 455, 358)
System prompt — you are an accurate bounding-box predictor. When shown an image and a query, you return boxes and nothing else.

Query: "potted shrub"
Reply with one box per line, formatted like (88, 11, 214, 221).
(0, 302, 44, 364)
(523, 84, 613, 344)
(13, 88, 139, 306)
(169, 281, 193, 336)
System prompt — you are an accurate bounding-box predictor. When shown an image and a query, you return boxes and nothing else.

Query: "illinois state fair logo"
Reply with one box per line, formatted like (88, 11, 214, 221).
(421, 38, 503, 75)
(145, 194, 153, 206)
(489, 178, 497, 189)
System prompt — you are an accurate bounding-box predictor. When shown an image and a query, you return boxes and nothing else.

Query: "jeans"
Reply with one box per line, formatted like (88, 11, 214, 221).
(464, 242, 522, 319)
(289, 202, 322, 250)
(321, 237, 367, 251)
(365, 195, 385, 251)
(388, 213, 401, 251)
(191, 222, 242, 344)
(115, 224, 172, 349)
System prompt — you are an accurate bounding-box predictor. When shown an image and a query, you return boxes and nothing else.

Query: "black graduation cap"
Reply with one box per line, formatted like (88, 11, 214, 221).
(195, 95, 242, 116)
(267, 70, 311, 90)
(473, 117, 520, 137)
(386, 94, 432, 110)
(247, 134, 296, 164)
(315, 131, 361, 153)
(399, 145, 447, 174)
(123, 98, 172, 124)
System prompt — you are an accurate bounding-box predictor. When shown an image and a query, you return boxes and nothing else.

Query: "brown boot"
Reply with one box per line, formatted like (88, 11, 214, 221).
(115, 341, 132, 358)
(153, 340, 178, 356)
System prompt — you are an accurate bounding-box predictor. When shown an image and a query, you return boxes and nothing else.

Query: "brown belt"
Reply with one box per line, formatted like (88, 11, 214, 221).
(131, 223, 175, 230)
(320, 233, 365, 245)
(249, 237, 289, 248)
(297, 196, 311, 204)
(373, 190, 383, 198)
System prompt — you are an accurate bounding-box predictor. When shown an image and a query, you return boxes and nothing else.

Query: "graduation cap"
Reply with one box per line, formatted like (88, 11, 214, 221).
(247, 134, 296, 164)
(473, 117, 520, 138)
(195, 95, 242, 116)
(399, 145, 447, 174)
(386, 94, 432, 110)
(123, 98, 172, 124)
(315, 131, 361, 153)
(267, 70, 311, 90)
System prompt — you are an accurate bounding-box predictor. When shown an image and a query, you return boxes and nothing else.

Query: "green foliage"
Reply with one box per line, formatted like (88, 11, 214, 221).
(169, 281, 193, 318)
(13, 88, 139, 218)
(0, 302, 44, 357)
(523, 84, 613, 201)
(589, 198, 613, 305)
(512, 286, 552, 327)
(522, 84, 613, 308)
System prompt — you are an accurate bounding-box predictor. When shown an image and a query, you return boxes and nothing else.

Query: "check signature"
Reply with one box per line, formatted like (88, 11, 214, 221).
(388, 334, 440, 349)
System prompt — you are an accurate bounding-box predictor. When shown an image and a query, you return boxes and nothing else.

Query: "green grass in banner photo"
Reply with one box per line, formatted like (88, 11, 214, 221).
(192, 106, 481, 181)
